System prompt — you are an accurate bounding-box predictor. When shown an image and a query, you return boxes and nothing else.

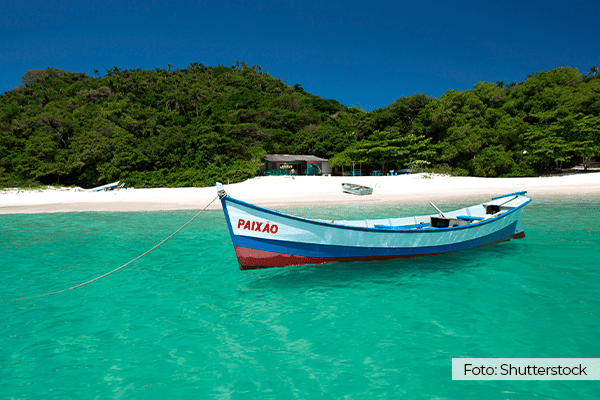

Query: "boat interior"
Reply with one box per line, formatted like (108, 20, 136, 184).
(314, 194, 528, 230)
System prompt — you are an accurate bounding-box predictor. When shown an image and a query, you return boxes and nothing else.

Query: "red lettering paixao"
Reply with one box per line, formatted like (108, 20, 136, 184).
(237, 219, 278, 234)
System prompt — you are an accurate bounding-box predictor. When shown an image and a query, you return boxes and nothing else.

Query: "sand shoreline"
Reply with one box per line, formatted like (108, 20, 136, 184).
(1, 173, 599, 214)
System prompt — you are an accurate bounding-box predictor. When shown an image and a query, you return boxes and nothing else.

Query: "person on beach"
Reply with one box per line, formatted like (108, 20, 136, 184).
(291, 168, 295, 179)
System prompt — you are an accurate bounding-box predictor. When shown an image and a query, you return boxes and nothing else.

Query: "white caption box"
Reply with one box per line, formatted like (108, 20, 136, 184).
(452, 358, 600, 380)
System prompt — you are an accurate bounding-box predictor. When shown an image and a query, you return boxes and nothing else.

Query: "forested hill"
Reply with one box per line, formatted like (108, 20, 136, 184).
(1, 63, 599, 188)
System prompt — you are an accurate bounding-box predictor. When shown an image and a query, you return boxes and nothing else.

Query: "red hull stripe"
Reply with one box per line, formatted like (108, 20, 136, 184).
(234, 246, 416, 269)
(234, 231, 526, 270)
(513, 231, 525, 239)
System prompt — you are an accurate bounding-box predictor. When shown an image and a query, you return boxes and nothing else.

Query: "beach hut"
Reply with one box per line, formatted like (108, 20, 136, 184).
(261, 155, 331, 176)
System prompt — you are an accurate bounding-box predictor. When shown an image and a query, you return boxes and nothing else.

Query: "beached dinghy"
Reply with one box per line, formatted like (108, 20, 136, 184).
(87, 181, 121, 192)
(342, 183, 373, 195)
(216, 183, 531, 270)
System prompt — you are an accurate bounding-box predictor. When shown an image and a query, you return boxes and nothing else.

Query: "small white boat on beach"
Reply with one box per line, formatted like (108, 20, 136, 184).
(342, 183, 373, 195)
(87, 181, 121, 192)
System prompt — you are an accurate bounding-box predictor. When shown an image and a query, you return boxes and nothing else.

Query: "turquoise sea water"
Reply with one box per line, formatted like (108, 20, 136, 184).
(2, 198, 600, 399)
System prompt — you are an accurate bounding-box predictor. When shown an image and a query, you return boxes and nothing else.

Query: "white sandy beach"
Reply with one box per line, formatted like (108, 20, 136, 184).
(1, 173, 599, 214)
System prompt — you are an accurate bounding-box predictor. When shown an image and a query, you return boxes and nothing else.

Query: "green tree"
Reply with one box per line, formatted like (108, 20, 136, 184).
(331, 130, 433, 172)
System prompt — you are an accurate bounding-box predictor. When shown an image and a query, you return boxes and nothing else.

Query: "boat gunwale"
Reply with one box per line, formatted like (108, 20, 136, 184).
(492, 191, 527, 200)
(222, 195, 532, 234)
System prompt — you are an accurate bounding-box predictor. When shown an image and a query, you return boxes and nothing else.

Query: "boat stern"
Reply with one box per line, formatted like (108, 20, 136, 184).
(512, 216, 525, 239)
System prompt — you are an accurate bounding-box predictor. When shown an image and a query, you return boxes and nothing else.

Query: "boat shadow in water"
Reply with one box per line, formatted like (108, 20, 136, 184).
(240, 243, 522, 291)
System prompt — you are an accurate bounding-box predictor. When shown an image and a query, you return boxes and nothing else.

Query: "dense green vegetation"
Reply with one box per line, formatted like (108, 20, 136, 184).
(1, 63, 598, 188)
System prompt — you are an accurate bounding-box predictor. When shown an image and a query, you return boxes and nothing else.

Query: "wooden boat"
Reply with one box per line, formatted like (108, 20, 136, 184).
(216, 183, 531, 270)
(87, 181, 120, 192)
(342, 182, 373, 195)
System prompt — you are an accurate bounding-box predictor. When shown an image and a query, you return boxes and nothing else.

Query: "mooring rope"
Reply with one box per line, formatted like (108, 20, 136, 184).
(12, 195, 219, 302)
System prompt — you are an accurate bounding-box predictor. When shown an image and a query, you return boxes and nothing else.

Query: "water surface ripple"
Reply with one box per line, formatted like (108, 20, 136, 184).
(2, 199, 599, 399)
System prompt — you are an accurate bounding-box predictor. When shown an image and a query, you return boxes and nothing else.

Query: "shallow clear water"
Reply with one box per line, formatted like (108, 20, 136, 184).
(2, 198, 599, 399)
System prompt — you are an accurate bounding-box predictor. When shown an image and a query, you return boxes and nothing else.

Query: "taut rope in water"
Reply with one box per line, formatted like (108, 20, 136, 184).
(12, 195, 219, 302)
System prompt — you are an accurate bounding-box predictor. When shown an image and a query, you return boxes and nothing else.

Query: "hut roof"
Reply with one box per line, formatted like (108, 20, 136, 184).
(263, 154, 328, 162)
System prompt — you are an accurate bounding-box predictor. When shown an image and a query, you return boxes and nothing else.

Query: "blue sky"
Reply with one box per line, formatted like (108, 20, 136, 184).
(1, 0, 598, 110)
